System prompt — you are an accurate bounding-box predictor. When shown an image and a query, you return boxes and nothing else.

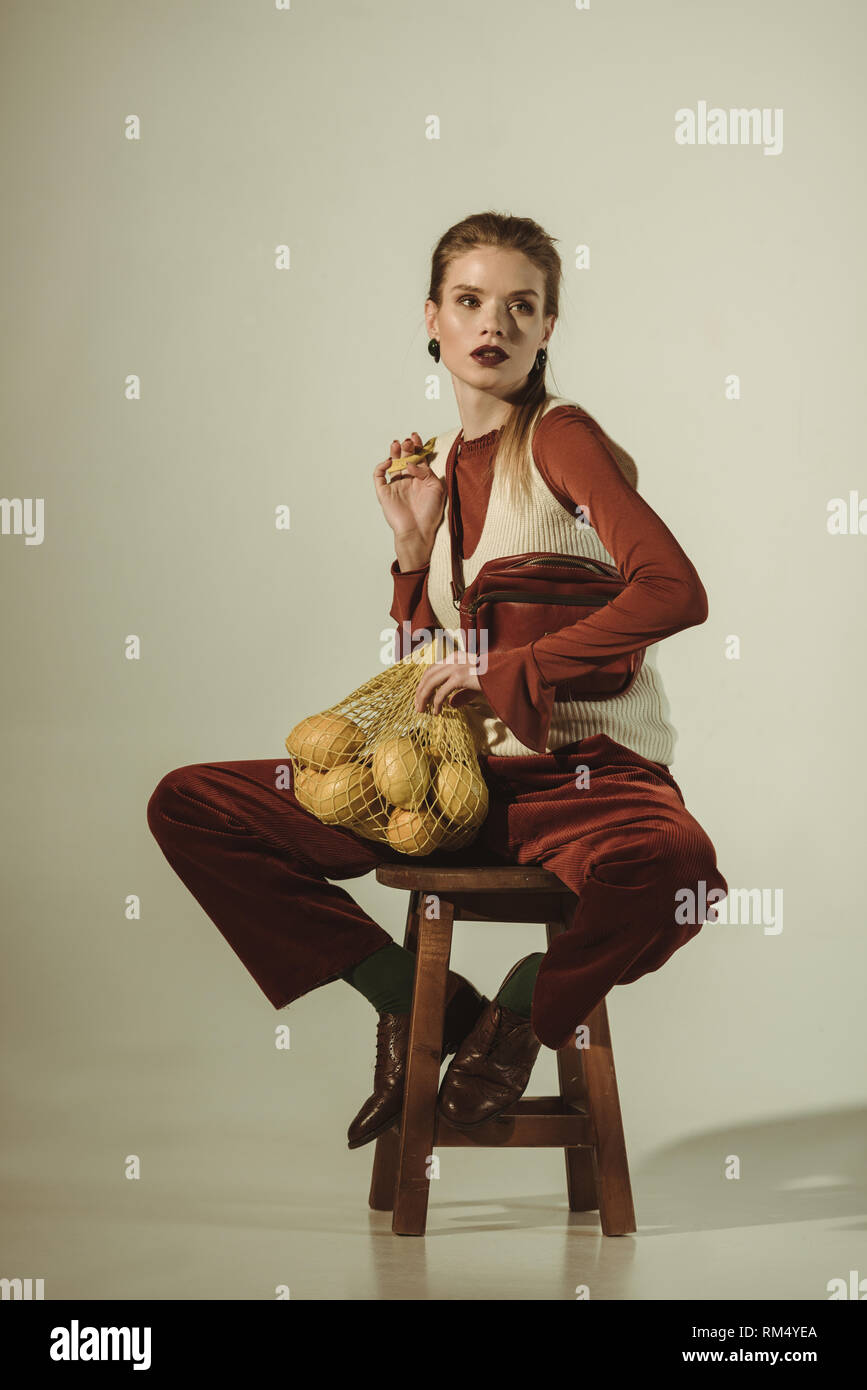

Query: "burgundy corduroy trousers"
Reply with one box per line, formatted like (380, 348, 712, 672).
(145, 732, 728, 1050)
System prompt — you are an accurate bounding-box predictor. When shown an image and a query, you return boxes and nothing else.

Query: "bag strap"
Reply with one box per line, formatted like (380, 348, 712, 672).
(445, 433, 466, 609)
(443, 400, 564, 608)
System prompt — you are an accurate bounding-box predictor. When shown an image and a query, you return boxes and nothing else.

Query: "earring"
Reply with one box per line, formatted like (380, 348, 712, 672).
(427, 338, 441, 363)
(531, 347, 547, 375)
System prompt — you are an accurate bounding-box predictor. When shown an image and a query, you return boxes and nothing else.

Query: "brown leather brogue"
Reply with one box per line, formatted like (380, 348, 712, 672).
(346, 971, 489, 1150)
(437, 957, 542, 1128)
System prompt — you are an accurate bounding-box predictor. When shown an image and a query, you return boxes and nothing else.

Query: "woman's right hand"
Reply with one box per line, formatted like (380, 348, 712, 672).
(373, 432, 446, 549)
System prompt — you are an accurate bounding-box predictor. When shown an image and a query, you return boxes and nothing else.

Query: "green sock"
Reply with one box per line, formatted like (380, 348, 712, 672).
(340, 942, 416, 1015)
(496, 953, 544, 1018)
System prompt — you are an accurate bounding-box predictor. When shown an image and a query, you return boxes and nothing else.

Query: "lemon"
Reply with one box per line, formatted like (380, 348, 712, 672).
(386, 806, 448, 856)
(372, 736, 432, 810)
(434, 761, 489, 828)
(314, 761, 379, 826)
(292, 765, 324, 815)
(285, 713, 365, 771)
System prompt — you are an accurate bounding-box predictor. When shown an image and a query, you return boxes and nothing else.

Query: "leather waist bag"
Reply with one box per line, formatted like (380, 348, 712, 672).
(445, 450, 645, 702)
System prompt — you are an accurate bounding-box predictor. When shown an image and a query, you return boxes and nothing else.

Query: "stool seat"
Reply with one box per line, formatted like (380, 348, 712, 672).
(375, 864, 564, 892)
(366, 862, 637, 1237)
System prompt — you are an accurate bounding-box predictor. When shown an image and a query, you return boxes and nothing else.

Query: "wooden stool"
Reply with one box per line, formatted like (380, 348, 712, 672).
(368, 863, 637, 1237)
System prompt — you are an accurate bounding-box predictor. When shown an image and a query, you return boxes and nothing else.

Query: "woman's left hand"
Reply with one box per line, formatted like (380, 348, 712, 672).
(414, 650, 483, 715)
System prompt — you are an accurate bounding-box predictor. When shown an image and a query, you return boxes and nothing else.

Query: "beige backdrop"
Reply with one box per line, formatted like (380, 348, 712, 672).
(2, 0, 865, 1300)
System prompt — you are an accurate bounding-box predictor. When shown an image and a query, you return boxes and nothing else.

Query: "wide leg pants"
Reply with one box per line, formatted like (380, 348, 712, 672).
(145, 732, 728, 1050)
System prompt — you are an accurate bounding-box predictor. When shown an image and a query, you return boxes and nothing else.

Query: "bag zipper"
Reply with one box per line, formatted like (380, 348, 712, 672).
(462, 590, 615, 618)
(509, 555, 611, 576)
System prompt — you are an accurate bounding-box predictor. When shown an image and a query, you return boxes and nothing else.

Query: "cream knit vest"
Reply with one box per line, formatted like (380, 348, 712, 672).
(423, 395, 677, 765)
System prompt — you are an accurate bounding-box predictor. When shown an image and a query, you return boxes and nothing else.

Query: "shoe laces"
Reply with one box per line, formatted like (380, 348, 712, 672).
(479, 1004, 530, 1065)
(374, 1013, 406, 1075)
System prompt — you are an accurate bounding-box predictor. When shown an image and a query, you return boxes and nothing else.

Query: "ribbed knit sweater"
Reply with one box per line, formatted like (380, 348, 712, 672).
(389, 395, 709, 766)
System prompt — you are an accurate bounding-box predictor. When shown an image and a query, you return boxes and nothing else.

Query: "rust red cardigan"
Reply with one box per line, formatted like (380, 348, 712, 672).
(389, 405, 707, 742)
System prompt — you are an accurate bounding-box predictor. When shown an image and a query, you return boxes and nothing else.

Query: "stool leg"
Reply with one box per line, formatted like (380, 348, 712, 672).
(554, 1037, 598, 1215)
(546, 917, 598, 1214)
(392, 896, 454, 1236)
(581, 996, 637, 1236)
(368, 1126, 400, 1210)
(367, 891, 422, 1213)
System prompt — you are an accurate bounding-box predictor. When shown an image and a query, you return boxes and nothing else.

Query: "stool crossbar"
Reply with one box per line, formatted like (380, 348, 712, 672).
(368, 863, 637, 1237)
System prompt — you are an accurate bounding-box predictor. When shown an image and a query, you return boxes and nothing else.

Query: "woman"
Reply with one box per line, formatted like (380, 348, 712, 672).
(147, 211, 728, 1151)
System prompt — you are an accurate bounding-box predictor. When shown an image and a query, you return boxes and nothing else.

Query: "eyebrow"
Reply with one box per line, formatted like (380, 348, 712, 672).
(452, 284, 540, 298)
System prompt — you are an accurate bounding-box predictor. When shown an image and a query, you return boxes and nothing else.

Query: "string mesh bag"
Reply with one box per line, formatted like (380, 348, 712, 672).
(285, 631, 489, 855)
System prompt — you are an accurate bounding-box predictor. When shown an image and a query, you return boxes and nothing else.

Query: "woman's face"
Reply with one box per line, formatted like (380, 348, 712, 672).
(426, 246, 554, 394)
